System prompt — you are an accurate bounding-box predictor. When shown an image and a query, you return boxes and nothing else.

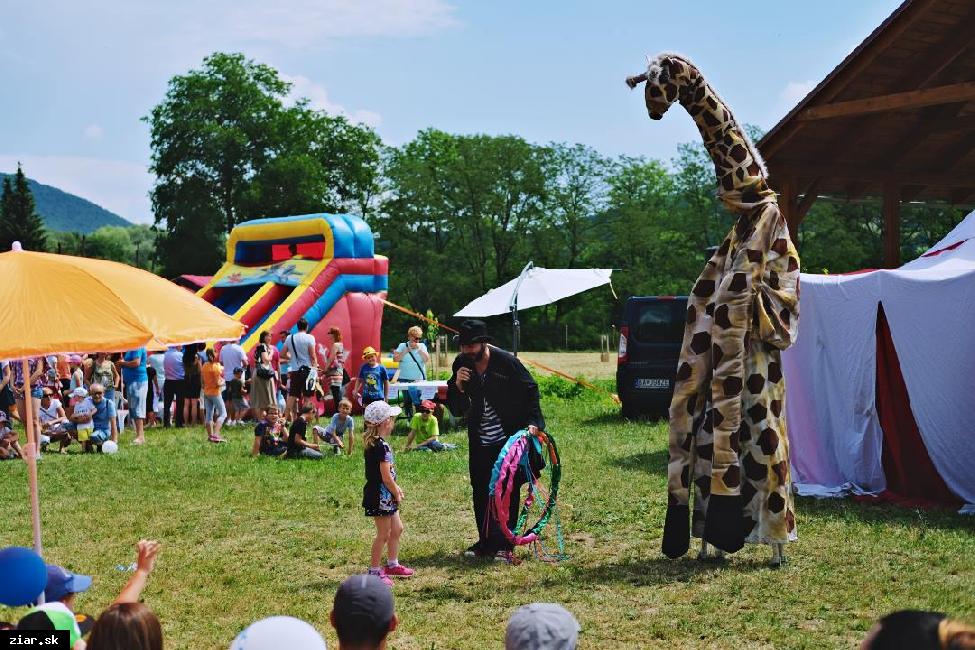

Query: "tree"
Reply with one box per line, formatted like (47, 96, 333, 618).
(145, 52, 383, 275)
(0, 163, 47, 252)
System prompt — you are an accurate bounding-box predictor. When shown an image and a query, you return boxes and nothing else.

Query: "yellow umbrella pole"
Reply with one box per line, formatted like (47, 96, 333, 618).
(21, 359, 43, 561)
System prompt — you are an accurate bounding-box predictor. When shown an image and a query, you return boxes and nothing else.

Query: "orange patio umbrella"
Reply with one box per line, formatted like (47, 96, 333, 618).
(0, 242, 245, 565)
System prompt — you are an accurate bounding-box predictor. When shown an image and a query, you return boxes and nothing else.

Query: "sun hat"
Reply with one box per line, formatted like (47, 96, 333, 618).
(70, 387, 88, 399)
(43, 565, 93, 602)
(68, 355, 82, 364)
(363, 401, 401, 425)
(454, 319, 493, 345)
(505, 603, 581, 650)
(361, 346, 378, 359)
(332, 574, 394, 646)
(229, 616, 327, 650)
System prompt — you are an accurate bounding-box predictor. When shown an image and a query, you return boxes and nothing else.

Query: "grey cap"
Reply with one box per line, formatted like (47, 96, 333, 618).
(505, 603, 580, 650)
(332, 574, 395, 645)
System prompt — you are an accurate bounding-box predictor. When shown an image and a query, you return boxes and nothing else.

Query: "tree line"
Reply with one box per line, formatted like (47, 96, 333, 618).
(4, 52, 963, 350)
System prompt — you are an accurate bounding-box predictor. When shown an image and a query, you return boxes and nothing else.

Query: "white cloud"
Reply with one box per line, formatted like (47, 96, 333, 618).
(0, 155, 153, 225)
(282, 74, 382, 127)
(83, 124, 104, 141)
(780, 80, 816, 106)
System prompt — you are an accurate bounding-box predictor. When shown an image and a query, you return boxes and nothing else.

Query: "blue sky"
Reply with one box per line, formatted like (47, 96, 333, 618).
(0, 0, 902, 224)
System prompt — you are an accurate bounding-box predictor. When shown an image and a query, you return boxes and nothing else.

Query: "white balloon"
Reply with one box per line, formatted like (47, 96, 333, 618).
(101, 440, 119, 454)
(230, 617, 327, 650)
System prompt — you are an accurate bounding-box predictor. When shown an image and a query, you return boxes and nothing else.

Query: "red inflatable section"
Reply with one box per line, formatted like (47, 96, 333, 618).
(308, 292, 387, 406)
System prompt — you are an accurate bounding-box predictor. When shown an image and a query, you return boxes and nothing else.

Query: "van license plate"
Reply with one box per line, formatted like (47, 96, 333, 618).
(635, 378, 670, 389)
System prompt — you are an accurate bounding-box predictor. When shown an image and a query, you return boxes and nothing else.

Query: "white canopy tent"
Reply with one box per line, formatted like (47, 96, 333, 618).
(783, 209, 975, 513)
(455, 263, 613, 354)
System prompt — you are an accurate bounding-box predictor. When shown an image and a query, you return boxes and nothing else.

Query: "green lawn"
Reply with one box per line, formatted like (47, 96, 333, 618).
(1, 386, 973, 649)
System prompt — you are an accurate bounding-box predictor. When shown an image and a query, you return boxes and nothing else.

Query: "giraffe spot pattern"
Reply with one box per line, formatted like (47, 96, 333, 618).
(676, 362, 692, 381)
(746, 249, 763, 263)
(747, 374, 765, 394)
(715, 304, 732, 329)
(771, 239, 789, 256)
(759, 428, 779, 456)
(770, 399, 782, 417)
(697, 443, 713, 461)
(723, 376, 742, 397)
(705, 302, 715, 317)
(768, 362, 783, 384)
(695, 475, 711, 499)
(772, 461, 788, 485)
(748, 404, 767, 423)
(743, 452, 766, 481)
(693, 279, 715, 297)
(767, 492, 785, 514)
(786, 509, 796, 532)
(722, 465, 740, 489)
(712, 408, 724, 429)
(788, 256, 799, 272)
(690, 332, 711, 354)
(728, 273, 747, 292)
(768, 271, 779, 290)
(686, 305, 697, 325)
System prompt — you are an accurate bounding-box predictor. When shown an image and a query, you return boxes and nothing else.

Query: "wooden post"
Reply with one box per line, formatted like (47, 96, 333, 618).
(21, 359, 44, 568)
(883, 183, 901, 268)
(779, 178, 800, 241)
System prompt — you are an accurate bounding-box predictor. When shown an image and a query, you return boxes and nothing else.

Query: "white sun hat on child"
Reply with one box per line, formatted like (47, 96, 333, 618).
(229, 616, 326, 650)
(363, 401, 401, 425)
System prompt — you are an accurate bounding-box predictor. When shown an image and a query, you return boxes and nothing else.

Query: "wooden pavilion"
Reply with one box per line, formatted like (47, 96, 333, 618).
(758, 0, 975, 267)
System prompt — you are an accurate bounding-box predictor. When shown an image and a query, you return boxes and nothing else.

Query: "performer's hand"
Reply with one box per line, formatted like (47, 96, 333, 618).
(456, 367, 471, 392)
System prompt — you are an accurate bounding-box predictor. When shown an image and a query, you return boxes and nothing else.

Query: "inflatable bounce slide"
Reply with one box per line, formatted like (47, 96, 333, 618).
(196, 214, 388, 377)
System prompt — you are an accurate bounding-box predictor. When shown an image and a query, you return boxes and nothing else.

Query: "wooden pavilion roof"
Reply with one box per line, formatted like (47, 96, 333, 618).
(759, 0, 975, 209)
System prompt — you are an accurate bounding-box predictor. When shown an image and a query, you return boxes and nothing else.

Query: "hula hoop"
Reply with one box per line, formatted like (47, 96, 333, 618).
(488, 428, 562, 546)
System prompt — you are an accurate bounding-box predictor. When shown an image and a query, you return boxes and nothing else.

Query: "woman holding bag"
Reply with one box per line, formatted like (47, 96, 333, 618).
(251, 330, 277, 416)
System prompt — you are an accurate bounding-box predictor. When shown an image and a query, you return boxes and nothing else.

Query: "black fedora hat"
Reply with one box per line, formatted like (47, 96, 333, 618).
(454, 319, 493, 345)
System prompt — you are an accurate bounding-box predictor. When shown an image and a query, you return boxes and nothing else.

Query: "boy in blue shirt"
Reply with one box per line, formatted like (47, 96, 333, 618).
(354, 347, 390, 408)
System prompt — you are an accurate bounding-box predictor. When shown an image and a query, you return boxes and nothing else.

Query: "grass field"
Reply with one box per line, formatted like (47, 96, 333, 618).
(1, 377, 973, 649)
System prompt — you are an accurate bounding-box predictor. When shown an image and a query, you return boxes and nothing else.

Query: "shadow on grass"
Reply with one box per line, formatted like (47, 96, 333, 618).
(797, 495, 975, 533)
(610, 449, 669, 475)
(582, 411, 667, 426)
(405, 550, 492, 571)
(565, 554, 768, 588)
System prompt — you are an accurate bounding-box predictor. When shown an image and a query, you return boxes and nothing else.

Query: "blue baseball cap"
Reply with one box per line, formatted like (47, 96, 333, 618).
(44, 565, 92, 602)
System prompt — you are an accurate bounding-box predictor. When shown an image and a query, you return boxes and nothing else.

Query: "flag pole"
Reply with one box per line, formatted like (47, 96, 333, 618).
(509, 261, 534, 357)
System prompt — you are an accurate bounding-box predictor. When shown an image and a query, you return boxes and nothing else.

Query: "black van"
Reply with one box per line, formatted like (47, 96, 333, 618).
(616, 296, 688, 418)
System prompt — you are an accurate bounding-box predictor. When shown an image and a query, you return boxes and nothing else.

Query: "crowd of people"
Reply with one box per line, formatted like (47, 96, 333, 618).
(0, 321, 444, 455)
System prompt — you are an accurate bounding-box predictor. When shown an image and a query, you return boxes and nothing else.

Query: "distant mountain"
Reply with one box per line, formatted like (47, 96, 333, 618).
(0, 173, 133, 234)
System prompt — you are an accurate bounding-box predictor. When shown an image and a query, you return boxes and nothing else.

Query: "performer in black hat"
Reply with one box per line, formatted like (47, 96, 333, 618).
(446, 319, 545, 564)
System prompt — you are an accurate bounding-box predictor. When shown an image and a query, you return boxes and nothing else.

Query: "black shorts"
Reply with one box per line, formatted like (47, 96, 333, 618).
(181, 376, 202, 399)
(288, 369, 314, 398)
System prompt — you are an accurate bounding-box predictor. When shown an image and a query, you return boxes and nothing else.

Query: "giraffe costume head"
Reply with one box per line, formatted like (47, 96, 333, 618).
(627, 53, 800, 564)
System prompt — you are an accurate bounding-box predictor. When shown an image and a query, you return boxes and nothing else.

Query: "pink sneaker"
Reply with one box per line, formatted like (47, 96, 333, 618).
(370, 571, 394, 587)
(383, 564, 415, 578)
(208, 434, 227, 444)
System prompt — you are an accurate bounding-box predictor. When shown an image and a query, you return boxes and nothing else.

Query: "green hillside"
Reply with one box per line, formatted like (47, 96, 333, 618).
(0, 173, 133, 233)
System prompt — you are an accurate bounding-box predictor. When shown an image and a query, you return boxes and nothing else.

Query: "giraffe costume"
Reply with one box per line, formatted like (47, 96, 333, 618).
(626, 53, 800, 562)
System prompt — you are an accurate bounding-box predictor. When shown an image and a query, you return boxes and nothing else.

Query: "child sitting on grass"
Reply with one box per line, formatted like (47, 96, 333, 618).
(404, 400, 456, 452)
(0, 411, 22, 460)
(315, 398, 354, 454)
(362, 400, 413, 586)
(252, 406, 287, 457)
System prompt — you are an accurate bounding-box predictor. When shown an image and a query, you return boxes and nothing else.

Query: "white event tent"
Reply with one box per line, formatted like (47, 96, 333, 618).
(783, 209, 975, 513)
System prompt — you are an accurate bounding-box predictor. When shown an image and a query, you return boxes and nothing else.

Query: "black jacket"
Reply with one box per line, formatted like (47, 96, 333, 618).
(446, 347, 545, 445)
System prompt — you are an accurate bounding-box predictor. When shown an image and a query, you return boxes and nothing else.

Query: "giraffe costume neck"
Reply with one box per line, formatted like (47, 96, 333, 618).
(629, 53, 801, 556)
